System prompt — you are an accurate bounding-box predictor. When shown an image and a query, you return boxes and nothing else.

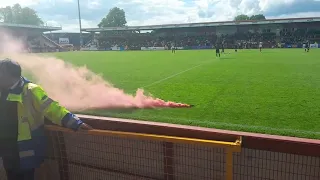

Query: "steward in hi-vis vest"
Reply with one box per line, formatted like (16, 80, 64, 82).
(0, 59, 92, 180)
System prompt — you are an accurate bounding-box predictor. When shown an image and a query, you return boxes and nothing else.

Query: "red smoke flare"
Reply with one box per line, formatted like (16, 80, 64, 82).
(89, 98, 192, 110)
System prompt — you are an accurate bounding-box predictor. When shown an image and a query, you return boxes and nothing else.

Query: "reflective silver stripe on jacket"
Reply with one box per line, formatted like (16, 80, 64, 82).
(40, 98, 53, 112)
(66, 115, 80, 128)
(30, 120, 44, 131)
(22, 117, 29, 123)
(19, 150, 35, 158)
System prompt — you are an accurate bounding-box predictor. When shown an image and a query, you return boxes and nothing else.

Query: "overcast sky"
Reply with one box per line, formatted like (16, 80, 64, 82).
(1, 0, 320, 32)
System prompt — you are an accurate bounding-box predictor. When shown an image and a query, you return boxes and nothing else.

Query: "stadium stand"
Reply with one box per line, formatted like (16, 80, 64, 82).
(82, 17, 320, 51)
(45, 32, 92, 50)
(0, 23, 63, 53)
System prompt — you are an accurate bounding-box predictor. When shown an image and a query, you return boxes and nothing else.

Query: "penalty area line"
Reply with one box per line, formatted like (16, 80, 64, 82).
(141, 60, 213, 89)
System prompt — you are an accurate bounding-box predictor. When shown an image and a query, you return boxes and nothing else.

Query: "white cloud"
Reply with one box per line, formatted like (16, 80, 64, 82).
(0, 0, 74, 7)
(87, 0, 101, 9)
(267, 11, 320, 19)
(46, 19, 97, 32)
(0, 0, 41, 7)
(0, 0, 319, 32)
(124, 0, 320, 26)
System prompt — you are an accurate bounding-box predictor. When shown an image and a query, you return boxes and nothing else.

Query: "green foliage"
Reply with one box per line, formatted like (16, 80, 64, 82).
(234, 14, 250, 21)
(52, 49, 320, 139)
(0, 3, 43, 25)
(250, 14, 266, 20)
(234, 14, 266, 21)
(98, 7, 127, 28)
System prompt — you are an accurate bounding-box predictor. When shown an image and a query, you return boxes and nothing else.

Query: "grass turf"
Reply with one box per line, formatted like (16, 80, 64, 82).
(52, 49, 320, 139)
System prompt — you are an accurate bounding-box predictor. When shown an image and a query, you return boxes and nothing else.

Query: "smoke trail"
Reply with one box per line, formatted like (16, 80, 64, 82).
(0, 31, 190, 111)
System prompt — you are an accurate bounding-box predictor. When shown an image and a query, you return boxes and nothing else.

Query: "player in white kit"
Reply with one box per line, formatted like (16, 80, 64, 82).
(259, 42, 263, 52)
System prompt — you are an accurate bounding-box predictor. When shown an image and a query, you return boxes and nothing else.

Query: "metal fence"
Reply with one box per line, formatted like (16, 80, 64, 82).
(42, 124, 319, 180)
(41, 125, 241, 180)
(0, 115, 319, 180)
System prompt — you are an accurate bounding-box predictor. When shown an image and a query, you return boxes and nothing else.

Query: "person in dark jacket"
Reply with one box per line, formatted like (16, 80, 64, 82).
(215, 43, 220, 57)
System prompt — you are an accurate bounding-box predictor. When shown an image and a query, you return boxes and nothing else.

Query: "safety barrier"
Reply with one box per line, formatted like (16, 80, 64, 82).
(38, 125, 241, 180)
(0, 115, 319, 180)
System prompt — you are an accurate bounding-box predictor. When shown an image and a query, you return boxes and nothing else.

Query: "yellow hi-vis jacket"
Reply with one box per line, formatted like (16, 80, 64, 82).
(6, 77, 83, 169)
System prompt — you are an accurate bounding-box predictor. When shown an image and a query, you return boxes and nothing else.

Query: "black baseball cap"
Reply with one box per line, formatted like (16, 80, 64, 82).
(0, 58, 22, 78)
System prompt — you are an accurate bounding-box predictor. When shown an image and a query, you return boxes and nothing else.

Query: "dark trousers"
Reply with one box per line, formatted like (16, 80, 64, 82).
(5, 169, 35, 180)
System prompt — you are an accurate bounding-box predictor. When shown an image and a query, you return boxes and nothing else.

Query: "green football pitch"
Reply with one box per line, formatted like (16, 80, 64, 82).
(53, 49, 320, 139)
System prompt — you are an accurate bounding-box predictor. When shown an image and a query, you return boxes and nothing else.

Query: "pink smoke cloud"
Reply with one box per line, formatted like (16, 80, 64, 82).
(0, 31, 191, 111)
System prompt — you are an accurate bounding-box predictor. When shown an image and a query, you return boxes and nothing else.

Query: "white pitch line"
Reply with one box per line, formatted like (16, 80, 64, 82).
(141, 60, 212, 89)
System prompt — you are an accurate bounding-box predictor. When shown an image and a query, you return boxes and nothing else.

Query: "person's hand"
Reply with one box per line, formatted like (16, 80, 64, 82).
(78, 123, 93, 131)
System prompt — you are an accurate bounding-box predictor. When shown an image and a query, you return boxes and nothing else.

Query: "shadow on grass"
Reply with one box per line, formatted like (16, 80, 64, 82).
(76, 105, 195, 116)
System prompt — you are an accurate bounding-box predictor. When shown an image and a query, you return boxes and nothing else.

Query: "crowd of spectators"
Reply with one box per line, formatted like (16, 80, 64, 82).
(94, 28, 320, 50)
(96, 32, 272, 49)
(3, 26, 319, 53)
